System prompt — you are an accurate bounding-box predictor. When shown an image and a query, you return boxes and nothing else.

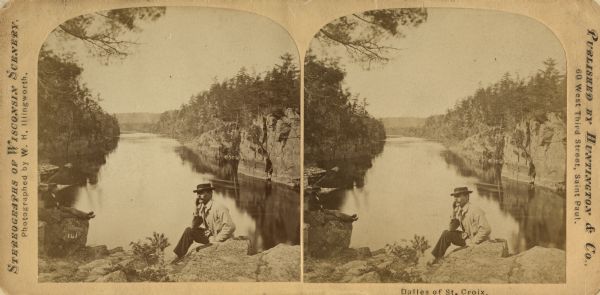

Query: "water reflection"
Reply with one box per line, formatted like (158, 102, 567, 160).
(43, 139, 119, 186)
(176, 147, 300, 251)
(315, 137, 565, 254)
(52, 133, 299, 252)
(441, 151, 566, 252)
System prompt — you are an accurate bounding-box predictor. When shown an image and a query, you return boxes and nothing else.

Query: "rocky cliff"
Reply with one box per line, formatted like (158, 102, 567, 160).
(238, 108, 300, 186)
(502, 113, 566, 190)
(447, 112, 566, 191)
(180, 109, 300, 186)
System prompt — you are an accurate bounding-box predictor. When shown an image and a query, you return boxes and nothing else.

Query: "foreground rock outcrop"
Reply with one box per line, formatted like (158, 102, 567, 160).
(172, 239, 300, 282)
(426, 240, 565, 283)
(304, 209, 565, 283)
(39, 239, 300, 282)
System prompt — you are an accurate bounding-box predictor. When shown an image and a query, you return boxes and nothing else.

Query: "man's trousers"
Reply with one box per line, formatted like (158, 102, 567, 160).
(431, 230, 466, 258)
(173, 227, 209, 258)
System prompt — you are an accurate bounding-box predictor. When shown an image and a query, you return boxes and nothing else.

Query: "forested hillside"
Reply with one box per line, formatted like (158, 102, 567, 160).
(421, 59, 565, 144)
(420, 59, 566, 189)
(153, 54, 301, 185)
(38, 7, 165, 168)
(154, 54, 299, 138)
(304, 53, 386, 163)
(38, 48, 120, 163)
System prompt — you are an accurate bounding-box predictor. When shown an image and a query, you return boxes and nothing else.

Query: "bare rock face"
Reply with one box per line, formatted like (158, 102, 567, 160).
(304, 210, 354, 258)
(448, 112, 565, 191)
(38, 237, 300, 282)
(238, 108, 300, 186)
(256, 244, 301, 282)
(180, 109, 300, 186)
(185, 122, 240, 159)
(96, 270, 128, 282)
(172, 239, 300, 282)
(172, 239, 257, 282)
(508, 247, 566, 283)
(428, 240, 511, 283)
(38, 208, 89, 257)
(427, 240, 565, 283)
(502, 112, 566, 190)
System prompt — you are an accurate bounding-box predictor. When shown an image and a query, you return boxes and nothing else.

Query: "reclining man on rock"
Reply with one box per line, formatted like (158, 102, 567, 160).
(40, 183, 95, 220)
(429, 186, 491, 263)
(171, 183, 236, 264)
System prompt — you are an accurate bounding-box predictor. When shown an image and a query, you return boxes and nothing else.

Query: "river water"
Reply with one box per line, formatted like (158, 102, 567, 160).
(55, 133, 300, 253)
(318, 137, 565, 254)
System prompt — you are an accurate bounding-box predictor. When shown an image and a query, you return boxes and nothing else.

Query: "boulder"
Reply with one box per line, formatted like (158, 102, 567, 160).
(356, 247, 372, 259)
(86, 245, 109, 260)
(96, 270, 128, 282)
(116, 258, 135, 269)
(38, 208, 89, 257)
(108, 247, 124, 254)
(305, 210, 354, 258)
(446, 239, 509, 259)
(340, 260, 370, 276)
(79, 258, 113, 272)
(427, 241, 565, 283)
(38, 272, 58, 282)
(349, 271, 381, 283)
(84, 274, 104, 282)
(508, 246, 565, 283)
(256, 244, 301, 282)
(172, 239, 258, 282)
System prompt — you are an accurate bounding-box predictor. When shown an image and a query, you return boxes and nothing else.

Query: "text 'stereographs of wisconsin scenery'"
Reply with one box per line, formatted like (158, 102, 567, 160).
(0, 0, 599, 294)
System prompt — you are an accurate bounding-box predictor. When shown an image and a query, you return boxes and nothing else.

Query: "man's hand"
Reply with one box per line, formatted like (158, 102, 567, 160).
(191, 215, 202, 229)
(208, 236, 220, 244)
(466, 238, 476, 247)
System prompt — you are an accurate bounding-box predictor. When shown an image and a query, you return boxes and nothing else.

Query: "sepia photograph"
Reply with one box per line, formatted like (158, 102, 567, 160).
(304, 8, 566, 283)
(37, 6, 300, 282)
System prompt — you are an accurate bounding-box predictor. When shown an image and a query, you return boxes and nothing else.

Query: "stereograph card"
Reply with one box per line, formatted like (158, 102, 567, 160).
(0, 0, 598, 294)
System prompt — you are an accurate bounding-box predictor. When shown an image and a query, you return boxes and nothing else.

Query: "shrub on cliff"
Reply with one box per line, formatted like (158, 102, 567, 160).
(130, 232, 170, 266)
(385, 235, 430, 263)
(127, 232, 172, 282)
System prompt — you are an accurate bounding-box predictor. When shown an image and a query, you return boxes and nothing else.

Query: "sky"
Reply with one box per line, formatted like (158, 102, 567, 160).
(311, 8, 566, 118)
(44, 7, 566, 117)
(44, 7, 299, 114)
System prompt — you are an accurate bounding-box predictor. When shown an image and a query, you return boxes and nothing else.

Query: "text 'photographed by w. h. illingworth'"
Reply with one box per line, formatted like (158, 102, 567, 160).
(36, 6, 301, 283)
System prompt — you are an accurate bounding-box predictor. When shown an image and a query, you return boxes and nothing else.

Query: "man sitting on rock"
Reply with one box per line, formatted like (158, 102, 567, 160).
(430, 186, 491, 260)
(40, 183, 95, 220)
(171, 183, 236, 264)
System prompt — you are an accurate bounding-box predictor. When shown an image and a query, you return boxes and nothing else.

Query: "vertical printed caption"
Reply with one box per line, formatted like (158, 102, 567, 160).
(5, 19, 31, 275)
(573, 29, 597, 267)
